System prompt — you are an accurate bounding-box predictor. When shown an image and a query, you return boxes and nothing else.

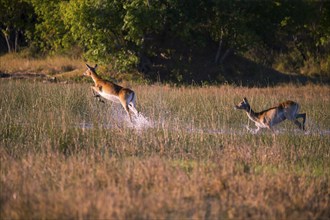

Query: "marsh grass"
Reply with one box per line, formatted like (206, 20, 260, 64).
(0, 80, 329, 219)
(0, 53, 84, 76)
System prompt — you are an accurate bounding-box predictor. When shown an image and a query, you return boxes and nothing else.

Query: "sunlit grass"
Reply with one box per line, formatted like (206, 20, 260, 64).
(0, 53, 84, 76)
(0, 80, 329, 219)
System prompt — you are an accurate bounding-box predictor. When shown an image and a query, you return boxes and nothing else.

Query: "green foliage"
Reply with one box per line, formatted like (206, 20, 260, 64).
(0, 0, 35, 52)
(113, 49, 139, 72)
(25, 0, 71, 53)
(60, 0, 124, 61)
(1, 0, 329, 80)
(123, 0, 162, 45)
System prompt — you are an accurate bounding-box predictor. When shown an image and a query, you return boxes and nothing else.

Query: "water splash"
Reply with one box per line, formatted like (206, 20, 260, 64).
(76, 110, 329, 135)
(129, 112, 153, 130)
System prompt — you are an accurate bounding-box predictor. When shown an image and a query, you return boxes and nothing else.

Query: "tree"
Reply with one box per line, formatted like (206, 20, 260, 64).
(0, 0, 34, 53)
(25, 0, 71, 53)
(60, 0, 127, 65)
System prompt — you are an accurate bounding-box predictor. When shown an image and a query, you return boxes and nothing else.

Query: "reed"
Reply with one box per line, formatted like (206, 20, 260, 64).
(0, 53, 83, 75)
(1, 80, 329, 219)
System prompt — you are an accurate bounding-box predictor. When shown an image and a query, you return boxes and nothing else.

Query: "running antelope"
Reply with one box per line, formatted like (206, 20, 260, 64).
(235, 98, 306, 133)
(83, 64, 139, 122)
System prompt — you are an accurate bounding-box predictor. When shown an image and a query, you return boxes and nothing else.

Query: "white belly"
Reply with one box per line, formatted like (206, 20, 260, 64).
(255, 122, 268, 128)
(246, 115, 266, 128)
(98, 92, 120, 103)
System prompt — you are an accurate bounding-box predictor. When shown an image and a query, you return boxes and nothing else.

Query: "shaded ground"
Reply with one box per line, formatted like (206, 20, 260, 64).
(134, 38, 329, 86)
(146, 48, 329, 86)
(0, 72, 58, 83)
(220, 54, 329, 87)
(0, 72, 48, 79)
(1, 52, 329, 86)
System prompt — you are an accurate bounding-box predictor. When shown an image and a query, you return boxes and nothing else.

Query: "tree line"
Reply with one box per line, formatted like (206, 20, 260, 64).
(1, 0, 329, 82)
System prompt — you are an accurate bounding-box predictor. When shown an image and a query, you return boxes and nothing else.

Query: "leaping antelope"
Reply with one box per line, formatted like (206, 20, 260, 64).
(83, 64, 139, 122)
(235, 98, 306, 133)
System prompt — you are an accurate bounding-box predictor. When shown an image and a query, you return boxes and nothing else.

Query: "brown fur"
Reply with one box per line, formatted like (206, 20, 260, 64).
(83, 64, 138, 122)
(235, 98, 306, 133)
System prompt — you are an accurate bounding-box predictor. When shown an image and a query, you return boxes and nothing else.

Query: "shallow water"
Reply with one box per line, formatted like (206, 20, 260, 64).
(75, 104, 330, 135)
(77, 114, 330, 136)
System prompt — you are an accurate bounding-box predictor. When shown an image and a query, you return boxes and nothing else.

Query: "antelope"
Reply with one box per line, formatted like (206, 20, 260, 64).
(234, 98, 306, 133)
(83, 64, 139, 122)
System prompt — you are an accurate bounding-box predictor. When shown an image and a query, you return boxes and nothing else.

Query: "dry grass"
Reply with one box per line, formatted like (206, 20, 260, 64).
(0, 53, 84, 76)
(0, 80, 329, 219)
(0, 54, 144, 82)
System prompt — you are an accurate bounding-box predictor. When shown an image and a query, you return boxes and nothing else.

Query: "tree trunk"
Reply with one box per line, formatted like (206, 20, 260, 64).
(219, 48, 232, 65)
(14, 30, 19, 53)
(1, 29, 11, 53)
(214, 29, 224, 64)
(215, 39, 222, 64)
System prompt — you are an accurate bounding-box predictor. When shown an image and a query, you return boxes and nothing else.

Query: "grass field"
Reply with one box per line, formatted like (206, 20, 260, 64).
(0, 79, 329, 219)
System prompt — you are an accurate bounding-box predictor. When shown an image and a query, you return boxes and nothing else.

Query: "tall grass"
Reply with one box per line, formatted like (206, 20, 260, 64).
(0, 53, 83, 75)
(0, 80, 329, 219)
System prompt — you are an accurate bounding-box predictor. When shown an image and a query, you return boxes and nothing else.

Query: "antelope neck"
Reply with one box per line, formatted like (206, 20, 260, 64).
(90, 72, 101, 84)
(245, 106, 259, 121)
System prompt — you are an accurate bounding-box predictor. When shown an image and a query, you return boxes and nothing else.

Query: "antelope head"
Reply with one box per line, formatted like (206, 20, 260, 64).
(235, 97, 250, 111)
(83, 63, 98, 77)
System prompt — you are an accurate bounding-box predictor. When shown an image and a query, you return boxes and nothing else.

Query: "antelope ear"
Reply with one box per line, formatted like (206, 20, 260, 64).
(243, 97, 248, 103)
(86, 63, 92, 69)
(94, 64, 98, 69)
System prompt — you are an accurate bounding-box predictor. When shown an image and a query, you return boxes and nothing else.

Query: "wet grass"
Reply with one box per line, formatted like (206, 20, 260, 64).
(0, 80, 329, 219)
